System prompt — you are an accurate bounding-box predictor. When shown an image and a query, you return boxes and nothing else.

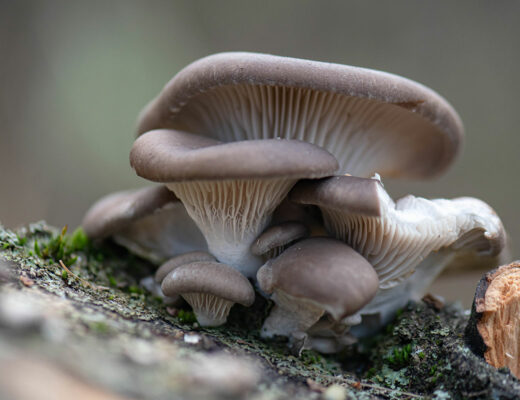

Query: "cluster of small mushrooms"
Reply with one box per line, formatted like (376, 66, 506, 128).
(83, 52, 506, 353)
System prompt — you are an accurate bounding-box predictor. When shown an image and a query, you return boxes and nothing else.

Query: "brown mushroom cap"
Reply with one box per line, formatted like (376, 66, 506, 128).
(82, 185, 178, 240)
(257, 238, 379, 320)
(155, 251, 216, 284)
(290, 175, 383, 217)
(130, 129, 339, 182)
(137, 52, 463, 179)
(161, 261, 255, 307)
(251, 222, 309, 257)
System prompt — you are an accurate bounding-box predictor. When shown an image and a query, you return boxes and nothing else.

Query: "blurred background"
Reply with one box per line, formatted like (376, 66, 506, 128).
(1, 1, 519, 305)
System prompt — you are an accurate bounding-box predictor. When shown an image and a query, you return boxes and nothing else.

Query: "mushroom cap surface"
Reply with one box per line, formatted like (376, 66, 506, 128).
(257, 238, 379, 319)
(137, 52, 463, 179)
(251, 222, 309, 256)
(82, 185, 178, 239)
(161, 261, 255, 306)
(290, 175, 383, 217)
(130, 129, 338, 182)
(155, 251, 216, 284)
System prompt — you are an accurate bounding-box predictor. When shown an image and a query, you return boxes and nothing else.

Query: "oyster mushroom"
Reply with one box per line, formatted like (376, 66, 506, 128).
(257, 238, 378, 338)
(161, 261, 255, 326)
(251, 221, 309, 260)
(290, 175, 506, 332)
(137, 52, 463, 179)
(82, 185, 207, 263)
(130, 129, 338, 277)
(155, 251, 216, 285)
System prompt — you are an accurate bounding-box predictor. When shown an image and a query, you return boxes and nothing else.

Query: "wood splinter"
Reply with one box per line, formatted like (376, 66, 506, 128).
(465, 262, 520, 378)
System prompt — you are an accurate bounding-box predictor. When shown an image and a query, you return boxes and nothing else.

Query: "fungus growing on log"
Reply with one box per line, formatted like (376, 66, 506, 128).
(130, 129, 337, 277)
(257, 238, 378, 338)
(137, 52, 463, 179)
(291, 175, 506, 333)
(161, 261, 255, 326)
(82, 185, 206, 263)
(465, 262, 520, 378)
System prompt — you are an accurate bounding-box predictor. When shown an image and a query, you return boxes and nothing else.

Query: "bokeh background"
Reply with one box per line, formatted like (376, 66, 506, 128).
(1, 1, 519, 305)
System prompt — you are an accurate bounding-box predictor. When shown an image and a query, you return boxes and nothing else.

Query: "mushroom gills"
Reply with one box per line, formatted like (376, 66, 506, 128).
(167, 178, 295, 277)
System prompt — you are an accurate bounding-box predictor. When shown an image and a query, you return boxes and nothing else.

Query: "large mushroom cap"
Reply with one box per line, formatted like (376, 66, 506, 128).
(258, 238, 379, 320)
(137, 52, 463, 179)
(130, 129, 338, 182)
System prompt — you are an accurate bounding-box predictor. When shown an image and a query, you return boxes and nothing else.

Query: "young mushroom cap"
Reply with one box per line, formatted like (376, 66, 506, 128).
(250, 221, 309, 259)
(155, 251, 216, 284)
(82, 185, 207, 263)
(130, 129, 338, 277)
(137, 52, 463, 179)
(257, 237, 379, 338)
(161, 261, 255, 327)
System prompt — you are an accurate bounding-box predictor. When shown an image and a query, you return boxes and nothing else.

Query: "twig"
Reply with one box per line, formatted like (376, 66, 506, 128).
(58, 260, 109, 291)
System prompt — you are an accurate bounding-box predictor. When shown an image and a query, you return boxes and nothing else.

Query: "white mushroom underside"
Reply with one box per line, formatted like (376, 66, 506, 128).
(173, 84, 442, 177)
(322, 188, 503, 288)
(167, 178, 296, 277)
(182, 293, 234, 327)
(113, 202, 208, 264)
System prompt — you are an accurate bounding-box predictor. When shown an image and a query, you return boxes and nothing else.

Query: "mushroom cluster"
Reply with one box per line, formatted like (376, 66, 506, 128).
(83, 52, 506, 352)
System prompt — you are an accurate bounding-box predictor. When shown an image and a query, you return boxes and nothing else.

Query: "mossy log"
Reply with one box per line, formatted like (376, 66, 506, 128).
(0, 222, 519, 399)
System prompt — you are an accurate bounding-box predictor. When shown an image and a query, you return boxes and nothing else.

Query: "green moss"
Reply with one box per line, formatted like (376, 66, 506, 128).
(177, 309, 197, 324)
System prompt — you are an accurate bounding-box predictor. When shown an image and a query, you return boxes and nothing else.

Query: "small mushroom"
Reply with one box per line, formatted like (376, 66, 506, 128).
(251, 221, 309, 260)
(256, 238, 378, 338)
(130, 129, 338, 277)
(161, 261, 255, 326)
(137, 52, 463, 179)
(155, 251, 216, 285)
(290, 175, 506, 333)
(465, 262, 520, 378)
(82, 185, 207, 263)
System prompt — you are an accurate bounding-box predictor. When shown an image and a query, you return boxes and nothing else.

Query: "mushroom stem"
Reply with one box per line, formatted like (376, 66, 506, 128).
(182, 293, 234, 327)
(167, 178, 296, 277)
(261, 291, 325, 338)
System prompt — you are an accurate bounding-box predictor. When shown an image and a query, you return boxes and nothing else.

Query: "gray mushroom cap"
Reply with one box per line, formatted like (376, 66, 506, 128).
(251, 222, 309, 257)
(81, 185, 207, 263)
(137, 52, 463, 179)
(161, 261, 255, 307)
(257, 238, 379, 320)
(130, 129, 339, 182)
(82, 185, 178, 240)
(290, 175, 383, 217)
(155, 251, 216, 284)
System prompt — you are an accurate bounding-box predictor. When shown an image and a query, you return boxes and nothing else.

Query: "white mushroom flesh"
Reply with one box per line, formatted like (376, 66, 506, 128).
(174, 84, 440, 177)
(322, 182, 504, 288)
(167, 178, 296, 277)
